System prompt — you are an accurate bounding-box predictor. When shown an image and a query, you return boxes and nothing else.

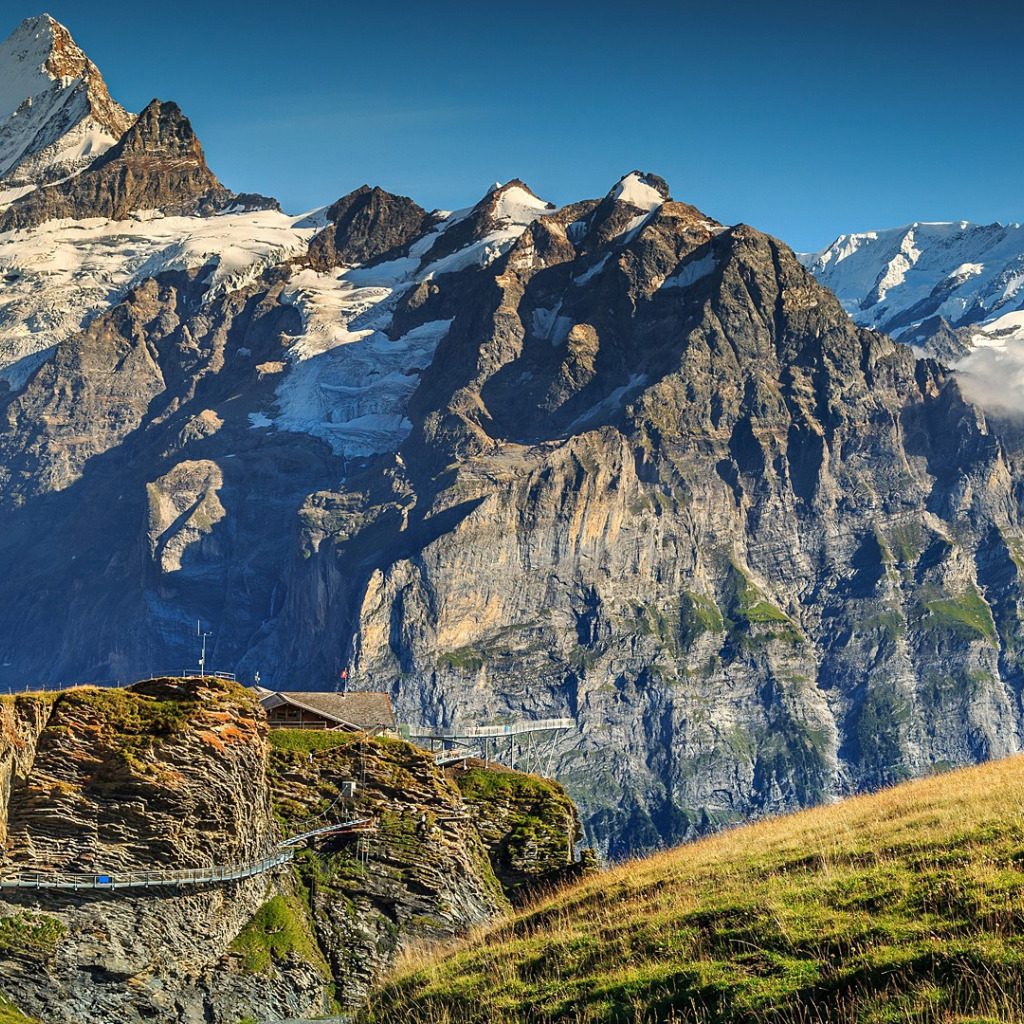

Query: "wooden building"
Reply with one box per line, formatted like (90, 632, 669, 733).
(259, 690, 396, 734)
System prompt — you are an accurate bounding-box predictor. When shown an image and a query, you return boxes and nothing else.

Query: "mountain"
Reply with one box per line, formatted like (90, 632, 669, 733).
(801, 220, 1024, 358)
(361, 753, 1024, 1023)
(0, 14, 1023, 861)
(0, 14, 132, 191)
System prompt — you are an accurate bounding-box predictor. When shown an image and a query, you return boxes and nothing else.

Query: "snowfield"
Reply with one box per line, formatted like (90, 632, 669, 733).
(258, 186, 556, 457)
(0, 209, 316, 390)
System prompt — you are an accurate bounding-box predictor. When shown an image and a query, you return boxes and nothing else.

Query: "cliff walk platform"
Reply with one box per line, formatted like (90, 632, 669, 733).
(0, 819, 372, 891)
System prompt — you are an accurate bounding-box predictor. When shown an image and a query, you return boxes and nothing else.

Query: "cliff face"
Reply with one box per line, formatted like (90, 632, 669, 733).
(0, 681, 586, 1022)
(1, 168, 1024, 863)
(264, 183, 1024, 858)
(454, 765, 591, 903)
(0, 678, 322, 1024)
(267, 734, 587, 1007)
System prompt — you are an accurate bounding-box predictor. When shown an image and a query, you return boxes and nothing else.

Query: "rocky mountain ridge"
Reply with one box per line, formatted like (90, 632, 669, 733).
(0, 12, 1021, 864)
(801, 219, 1024, 360)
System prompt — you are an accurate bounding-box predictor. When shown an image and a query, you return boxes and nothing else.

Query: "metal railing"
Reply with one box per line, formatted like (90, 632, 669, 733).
(279, 818, 373, 847)
(434, 746, 481, 766)
(0, 851, 294, 890)
(405, 717, 575, 740)
(0, 818, 377, 891)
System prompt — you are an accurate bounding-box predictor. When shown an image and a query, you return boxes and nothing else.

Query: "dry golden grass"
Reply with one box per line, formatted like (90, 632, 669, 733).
(361, 756, 1024, 1023)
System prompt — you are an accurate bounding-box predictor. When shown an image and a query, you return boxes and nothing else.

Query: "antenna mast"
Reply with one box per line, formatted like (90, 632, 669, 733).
(197, 620, 213, 677)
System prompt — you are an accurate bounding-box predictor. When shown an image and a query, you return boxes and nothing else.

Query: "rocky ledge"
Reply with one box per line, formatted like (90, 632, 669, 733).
(0, 678, 590, 1023)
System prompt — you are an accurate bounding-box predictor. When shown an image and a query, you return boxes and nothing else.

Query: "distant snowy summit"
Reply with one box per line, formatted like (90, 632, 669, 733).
(801, 221, 1024, 359)
(0, 13, 132, 193)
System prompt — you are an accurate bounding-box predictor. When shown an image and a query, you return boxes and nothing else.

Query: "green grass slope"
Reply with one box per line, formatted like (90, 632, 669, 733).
(361, 756, 1024, 1023)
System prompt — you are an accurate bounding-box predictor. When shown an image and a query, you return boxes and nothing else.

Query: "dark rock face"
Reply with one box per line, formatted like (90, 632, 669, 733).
(0, 264, 342, 685)
(0, 100, 272, 231)
(306, 185, 436, 270)
(899, 315, 975, 361)
(263, 193, 1024, 858)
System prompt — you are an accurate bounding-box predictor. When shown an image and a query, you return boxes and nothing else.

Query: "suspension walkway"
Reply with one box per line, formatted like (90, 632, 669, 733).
(0, 819, 372, 891)
(406, 717, 574, 772)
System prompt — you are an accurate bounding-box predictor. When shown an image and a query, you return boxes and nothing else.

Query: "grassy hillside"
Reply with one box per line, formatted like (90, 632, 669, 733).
(361, 756, 1024, 1023)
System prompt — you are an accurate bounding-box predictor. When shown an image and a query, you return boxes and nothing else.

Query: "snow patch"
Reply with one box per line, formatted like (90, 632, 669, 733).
(613, 173, 665, 213)
(565, 374, 648, 432)
(662, 251, 716, 289)
(490, 185, 552, 227)
(574, 254, 610, 285)
(274, 265, 452, 457)
(616, 212, 653, 246)
(418, 184, 556, 280)
(0, 209, 314, 391)
(566, 219, 589, 244)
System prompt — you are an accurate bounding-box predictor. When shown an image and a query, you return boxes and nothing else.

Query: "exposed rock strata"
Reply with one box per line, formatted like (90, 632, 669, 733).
(1, 170, 1024, 865)
(0, 679, 586, 1022)
(0, 678, 324, 1023)
(263, 179, 1024, 857)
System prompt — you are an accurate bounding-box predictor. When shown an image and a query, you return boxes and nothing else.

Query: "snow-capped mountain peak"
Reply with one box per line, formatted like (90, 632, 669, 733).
(801, 220, 1024, 343)
(0, 13, 133, 191)
(612, 170, 670, 212)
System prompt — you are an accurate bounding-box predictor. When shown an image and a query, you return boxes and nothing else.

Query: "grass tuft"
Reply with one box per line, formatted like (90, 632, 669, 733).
(0, 994, 39, 1024)
(230, 894, 330, 977)
(268, 729, 362, 754)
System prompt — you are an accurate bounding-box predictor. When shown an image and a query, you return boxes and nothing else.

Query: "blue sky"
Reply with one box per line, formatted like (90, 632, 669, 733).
(22, 0, 1024, 251)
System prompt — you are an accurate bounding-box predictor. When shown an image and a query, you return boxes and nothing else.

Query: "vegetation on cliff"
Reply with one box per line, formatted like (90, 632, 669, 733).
(229, 894, 329, 977)
(455, 767, 593, 902)
(0, 996, 38, 1024)
(0, 688, 591, 1021)
(362, 755, 1024, 1023)
(259, 730, 591, 1007)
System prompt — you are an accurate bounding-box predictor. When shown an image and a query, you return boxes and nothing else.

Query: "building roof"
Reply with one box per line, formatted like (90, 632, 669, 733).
(260, 690, 395, 730)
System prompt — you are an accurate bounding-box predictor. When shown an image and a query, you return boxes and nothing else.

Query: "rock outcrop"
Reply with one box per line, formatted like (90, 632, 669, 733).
(0, 677, 325, 1023)
(267, 736, 585, 1006)
(454, 763, 592, 903)
(306, 185, 437, 271)
(0, 679, 588, 1022)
